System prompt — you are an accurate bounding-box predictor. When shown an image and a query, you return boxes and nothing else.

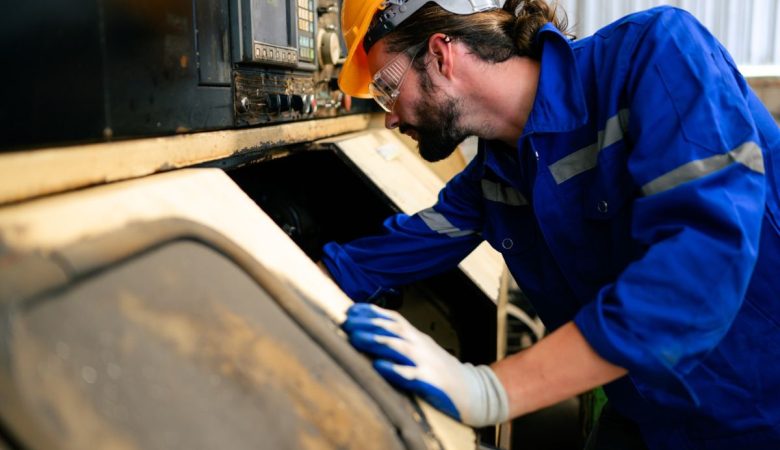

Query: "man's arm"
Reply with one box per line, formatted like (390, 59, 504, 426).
(321, 158, 486, 302)
(492, 321, 626, 418)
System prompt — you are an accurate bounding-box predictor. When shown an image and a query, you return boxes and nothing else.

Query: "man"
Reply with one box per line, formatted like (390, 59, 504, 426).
(321, 0, 780, 448)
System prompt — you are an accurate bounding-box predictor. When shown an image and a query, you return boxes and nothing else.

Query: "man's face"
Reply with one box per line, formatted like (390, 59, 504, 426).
(367, 40, 471, 162)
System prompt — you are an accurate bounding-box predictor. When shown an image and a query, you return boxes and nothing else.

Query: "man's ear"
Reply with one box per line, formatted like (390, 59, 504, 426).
(427, 33, 455, 80)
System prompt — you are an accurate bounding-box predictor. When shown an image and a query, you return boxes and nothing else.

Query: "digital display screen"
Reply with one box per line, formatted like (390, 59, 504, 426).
(252, 0, 290, 47)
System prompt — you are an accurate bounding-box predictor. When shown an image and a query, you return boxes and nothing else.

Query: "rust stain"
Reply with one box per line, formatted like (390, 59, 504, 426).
(117, 293, 400, 450)
(119, 292, 198, 355)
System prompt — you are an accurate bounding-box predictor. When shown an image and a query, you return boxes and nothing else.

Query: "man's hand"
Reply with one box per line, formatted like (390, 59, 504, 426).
(342, 303, 509, 427)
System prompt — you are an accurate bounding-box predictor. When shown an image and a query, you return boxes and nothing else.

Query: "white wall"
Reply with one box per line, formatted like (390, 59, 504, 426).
(555, 0, 780, 72)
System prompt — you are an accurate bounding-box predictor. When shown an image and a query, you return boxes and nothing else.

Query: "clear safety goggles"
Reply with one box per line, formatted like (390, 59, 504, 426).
(368, 41, 426, 112)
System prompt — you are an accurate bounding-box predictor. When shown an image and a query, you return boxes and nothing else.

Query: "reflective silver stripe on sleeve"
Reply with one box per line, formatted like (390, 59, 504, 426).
(549, 109, 630, 184)
(418, 207, 474, 238)
(641, 141, 765, 196)
(481, 179, 528, 206)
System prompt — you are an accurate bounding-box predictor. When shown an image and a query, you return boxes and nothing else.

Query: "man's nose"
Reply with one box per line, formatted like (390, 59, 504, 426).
(385, 111, 400, 129)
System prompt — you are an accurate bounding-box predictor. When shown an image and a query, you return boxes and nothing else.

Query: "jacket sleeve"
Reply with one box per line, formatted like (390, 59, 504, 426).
(321, 156, 486, 302)
(573, 8, 768, 406)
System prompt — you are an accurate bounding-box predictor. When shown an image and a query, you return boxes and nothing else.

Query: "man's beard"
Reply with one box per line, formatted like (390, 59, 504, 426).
(409, 93, 469, 162)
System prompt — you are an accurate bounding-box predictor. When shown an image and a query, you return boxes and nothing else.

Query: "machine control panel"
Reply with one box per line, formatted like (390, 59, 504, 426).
(233, 0, 362, 126)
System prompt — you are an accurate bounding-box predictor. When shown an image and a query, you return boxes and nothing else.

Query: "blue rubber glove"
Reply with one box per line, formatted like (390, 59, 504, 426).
(343, 303, 509, 427)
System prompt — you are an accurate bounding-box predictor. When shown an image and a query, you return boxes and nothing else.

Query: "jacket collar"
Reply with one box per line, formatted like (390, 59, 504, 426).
(522, 23, 588, 136)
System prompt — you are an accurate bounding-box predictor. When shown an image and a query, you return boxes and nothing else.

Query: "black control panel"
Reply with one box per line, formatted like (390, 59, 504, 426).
(0, 0, 368, 151)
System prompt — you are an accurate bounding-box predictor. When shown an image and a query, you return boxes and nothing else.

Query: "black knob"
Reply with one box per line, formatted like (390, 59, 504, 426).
(278, 94, 291, 112)
(267, 93, 292, 113)
(266, 94, 281, 114)
(291, 94, 304, 112)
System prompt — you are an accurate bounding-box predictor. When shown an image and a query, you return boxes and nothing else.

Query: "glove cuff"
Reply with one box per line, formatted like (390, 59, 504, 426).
(464, 364, 510, 427)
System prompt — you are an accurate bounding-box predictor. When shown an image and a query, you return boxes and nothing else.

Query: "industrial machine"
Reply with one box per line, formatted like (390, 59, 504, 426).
(0, 0, 371, 151)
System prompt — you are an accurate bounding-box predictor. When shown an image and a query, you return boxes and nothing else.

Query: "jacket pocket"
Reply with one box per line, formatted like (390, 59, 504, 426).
(480, 179, 537, 255)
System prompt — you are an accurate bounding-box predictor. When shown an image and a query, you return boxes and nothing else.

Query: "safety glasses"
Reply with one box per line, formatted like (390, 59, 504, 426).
(368, 41, 427, 112)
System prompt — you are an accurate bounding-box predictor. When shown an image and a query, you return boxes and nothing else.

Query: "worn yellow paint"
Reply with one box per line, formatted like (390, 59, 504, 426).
(0, 114, 371, 205)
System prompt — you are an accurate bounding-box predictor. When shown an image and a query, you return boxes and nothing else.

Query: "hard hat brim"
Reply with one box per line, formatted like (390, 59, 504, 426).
(338, 40, 372, 99)
(338, 0, 385, 99)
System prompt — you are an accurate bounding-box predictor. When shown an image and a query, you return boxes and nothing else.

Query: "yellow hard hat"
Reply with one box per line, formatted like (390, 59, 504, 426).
(338, 0, 386, 98)
(338, 0, 504, 98)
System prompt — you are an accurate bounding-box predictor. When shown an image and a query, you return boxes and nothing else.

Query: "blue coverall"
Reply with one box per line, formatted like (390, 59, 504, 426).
(323, 7, 780, 449)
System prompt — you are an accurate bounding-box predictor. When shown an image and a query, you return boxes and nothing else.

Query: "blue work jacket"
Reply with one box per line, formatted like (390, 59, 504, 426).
(323, 7, 780, 449)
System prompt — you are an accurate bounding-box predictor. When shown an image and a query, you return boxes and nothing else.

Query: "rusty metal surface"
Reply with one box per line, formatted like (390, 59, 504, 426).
(3, 240, 405, 450)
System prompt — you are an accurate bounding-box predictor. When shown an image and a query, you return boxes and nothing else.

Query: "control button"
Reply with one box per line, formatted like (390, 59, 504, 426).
(597, 200, 609, 213)
(301, 94, 312, 114)
(310, 96, 318, 114)
(267, 94, 293, 113)
(291, 94, 304, 113)
(238, 96, 250, 113)
(278, 94, 291, 112)
(266, 94, 281, 114)
(501, 238, 514, 250)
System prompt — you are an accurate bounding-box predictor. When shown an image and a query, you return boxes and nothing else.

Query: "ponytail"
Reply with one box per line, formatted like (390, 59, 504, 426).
(504, 0, 571, 59)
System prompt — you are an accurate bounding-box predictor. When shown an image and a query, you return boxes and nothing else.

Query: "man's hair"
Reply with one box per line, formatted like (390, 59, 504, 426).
(382, 0, 571, 68)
